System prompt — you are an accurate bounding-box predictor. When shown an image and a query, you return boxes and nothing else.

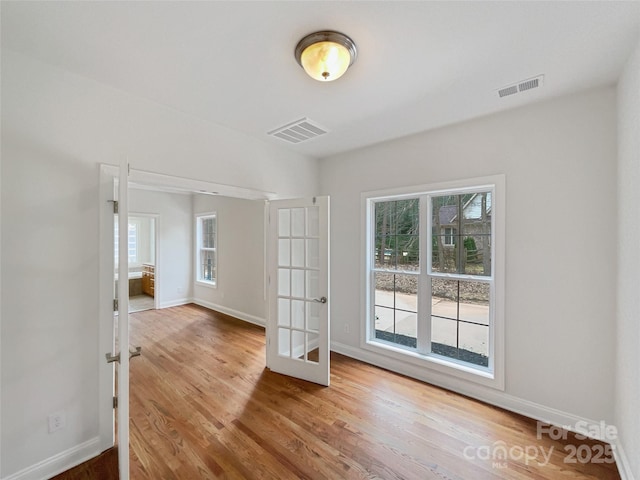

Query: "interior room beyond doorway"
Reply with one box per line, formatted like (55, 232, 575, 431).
(115, 214, 157, 313)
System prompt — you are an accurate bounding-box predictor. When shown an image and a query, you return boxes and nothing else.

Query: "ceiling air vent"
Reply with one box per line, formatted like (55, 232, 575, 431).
(497, 85, 518, 98)
(497, 75, 544, 99)
(268, 118, 328, 144)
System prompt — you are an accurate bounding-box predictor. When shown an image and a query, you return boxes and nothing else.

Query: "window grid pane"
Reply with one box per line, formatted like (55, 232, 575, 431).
(201, 249, 216, 282)
(374, 198, 419, 272)
(430, 279, 489, 367)
(276, 205, 323, 365)
(431, 192, 491, 277)
(373, 272, 417, 349)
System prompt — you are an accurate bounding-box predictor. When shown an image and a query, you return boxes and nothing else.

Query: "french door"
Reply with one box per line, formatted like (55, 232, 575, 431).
(115, 161, 131, 479)
(267, 197, 330, 386)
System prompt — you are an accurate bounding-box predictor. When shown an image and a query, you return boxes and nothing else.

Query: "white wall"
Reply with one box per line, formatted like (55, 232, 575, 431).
(320, 88, 618, 426)
(1, 141, 101, 478)
(0, 50, 318, 479)
(1, 50, 320, 197)
(129, 189, 193, 308)
(192, 195, 266, 325)
(615, 36, 640, 480)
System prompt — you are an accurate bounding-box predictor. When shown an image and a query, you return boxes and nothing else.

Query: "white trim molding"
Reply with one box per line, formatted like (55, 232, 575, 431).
(613, 440, 635, 480)
(192, 299, 266, 327)
(195, 212, 218, 287)
(1, 437, 101, 480)
(360, 174, 506, 390)
(158, 298, 193, 309)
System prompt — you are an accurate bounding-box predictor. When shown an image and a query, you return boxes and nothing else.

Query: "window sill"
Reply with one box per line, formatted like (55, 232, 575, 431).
(196, 280, 217, 289)
(361, 338, 503, 390)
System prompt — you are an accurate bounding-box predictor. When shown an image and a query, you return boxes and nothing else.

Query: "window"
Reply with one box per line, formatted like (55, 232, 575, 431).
(114, 219, 138, 264)
(364, 176, 504, 388)
(196, 213, 217, 286)
(442, 227, 456, 246)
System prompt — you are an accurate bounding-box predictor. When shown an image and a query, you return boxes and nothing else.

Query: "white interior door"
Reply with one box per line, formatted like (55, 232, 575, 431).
(116, 162, 131, 479)
(267, 197, 330, 386)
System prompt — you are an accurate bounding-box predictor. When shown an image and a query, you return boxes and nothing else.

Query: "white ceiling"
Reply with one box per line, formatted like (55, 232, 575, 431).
(2, 1, 639, 159)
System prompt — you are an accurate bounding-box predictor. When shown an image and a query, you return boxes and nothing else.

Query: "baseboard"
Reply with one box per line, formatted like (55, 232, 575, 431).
(2, 437, 100, 480)
(158, 297, 193, 309)
(331, 341, 619, 445)
(613, 439, 636, 480)
(192, 299, 266, 327)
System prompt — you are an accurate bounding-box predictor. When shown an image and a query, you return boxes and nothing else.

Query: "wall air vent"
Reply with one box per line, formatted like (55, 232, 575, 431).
(268, 118, 328, 144)
(497, 75, 544, 99)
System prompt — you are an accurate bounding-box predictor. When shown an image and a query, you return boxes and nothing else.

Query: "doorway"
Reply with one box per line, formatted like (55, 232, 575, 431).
(99, 164, 326, 479)
(114, 214, 158, 313)
(123, 215, 157, 313)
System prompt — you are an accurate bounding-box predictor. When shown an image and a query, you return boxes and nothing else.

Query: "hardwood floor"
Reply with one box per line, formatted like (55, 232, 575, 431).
(51, 448, 118, 479)
(55, 303, 622, 479)
(125, 304, 621, 480)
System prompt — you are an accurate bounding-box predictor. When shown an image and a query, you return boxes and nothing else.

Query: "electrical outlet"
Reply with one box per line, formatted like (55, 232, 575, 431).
(48, 411, 66, 433)
(177, 287, 183, 294)
(344, 324, 350, 334)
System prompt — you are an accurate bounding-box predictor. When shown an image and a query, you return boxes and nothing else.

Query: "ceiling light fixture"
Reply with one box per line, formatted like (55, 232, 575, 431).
(295, 31, 357, 82)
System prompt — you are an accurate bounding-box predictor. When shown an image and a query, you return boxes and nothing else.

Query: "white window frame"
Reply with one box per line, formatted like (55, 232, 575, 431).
(196, 212, 218, 288)
(361, 175, 505, 390)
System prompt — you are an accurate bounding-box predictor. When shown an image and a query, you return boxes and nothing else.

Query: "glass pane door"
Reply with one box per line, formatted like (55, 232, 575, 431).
(268, 197, 329, 386)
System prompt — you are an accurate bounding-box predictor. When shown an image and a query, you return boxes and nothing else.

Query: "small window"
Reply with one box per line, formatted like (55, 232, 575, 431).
(442, 227, 456, 246)
(196, 214, 217, 286)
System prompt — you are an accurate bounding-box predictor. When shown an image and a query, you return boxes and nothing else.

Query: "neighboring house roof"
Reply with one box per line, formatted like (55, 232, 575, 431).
(438, 193, 492, 225)
(439, 205, 458, 225)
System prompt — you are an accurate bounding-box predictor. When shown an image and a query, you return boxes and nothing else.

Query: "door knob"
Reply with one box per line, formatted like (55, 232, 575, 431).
(313, 297, 327, 304)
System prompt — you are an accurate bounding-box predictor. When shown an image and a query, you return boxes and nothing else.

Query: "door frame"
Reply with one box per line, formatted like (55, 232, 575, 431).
(98, 164, 278, 453)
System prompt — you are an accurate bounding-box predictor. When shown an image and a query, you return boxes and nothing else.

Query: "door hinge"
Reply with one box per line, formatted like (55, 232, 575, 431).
(313, 196, 316, 205)
(106, 352, 120, 364)
(113, 396, 118, 409)
(108, 200, 119, 214)
(113, 299, 118, 311)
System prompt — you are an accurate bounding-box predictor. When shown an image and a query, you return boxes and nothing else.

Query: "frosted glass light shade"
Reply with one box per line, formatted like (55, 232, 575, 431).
(300, 41, 350, 81)
(295, 31, 357, 82)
